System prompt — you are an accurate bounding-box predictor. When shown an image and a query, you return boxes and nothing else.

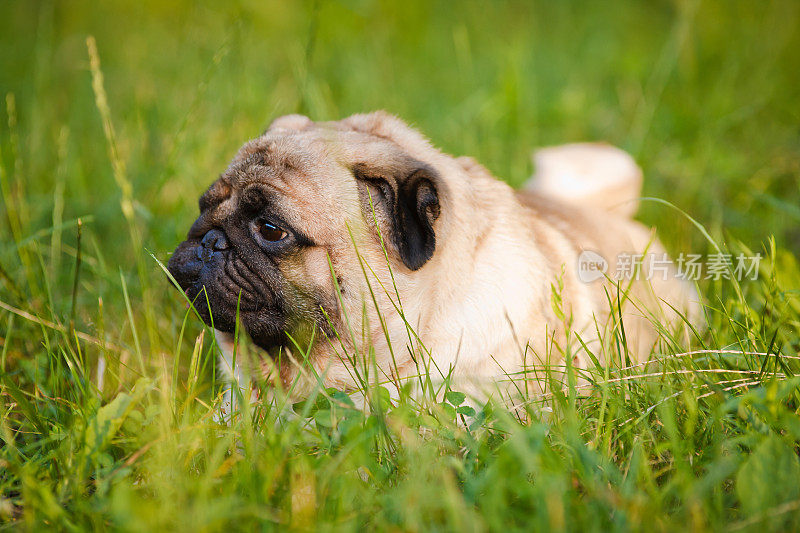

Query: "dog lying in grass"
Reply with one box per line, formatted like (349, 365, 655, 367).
(167, 111, 701, 410)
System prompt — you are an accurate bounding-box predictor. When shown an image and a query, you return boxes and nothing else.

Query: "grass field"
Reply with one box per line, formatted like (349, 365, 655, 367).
(2, 0, 800, 530)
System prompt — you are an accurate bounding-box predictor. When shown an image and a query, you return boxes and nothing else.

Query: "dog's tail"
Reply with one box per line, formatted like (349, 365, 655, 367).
(524, 143, 643, 218)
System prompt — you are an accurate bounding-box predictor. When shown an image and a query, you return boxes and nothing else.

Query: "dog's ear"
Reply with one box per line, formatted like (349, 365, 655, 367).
(342, 111, 432, 151)
(354, 161, 442, 271)
(265, 114, 313, 133)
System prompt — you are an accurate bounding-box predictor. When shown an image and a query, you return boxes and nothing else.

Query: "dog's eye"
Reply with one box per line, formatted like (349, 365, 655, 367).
(259, 221, 287, 242)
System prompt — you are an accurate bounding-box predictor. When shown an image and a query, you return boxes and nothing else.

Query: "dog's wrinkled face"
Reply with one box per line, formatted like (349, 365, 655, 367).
(167, 112, 443, 354)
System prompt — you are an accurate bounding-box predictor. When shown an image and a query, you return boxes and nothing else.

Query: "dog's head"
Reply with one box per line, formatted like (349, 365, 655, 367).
(167, 112, 448, 354)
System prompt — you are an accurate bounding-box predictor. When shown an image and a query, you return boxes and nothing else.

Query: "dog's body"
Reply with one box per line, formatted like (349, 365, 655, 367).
(168, 112, 700, 405)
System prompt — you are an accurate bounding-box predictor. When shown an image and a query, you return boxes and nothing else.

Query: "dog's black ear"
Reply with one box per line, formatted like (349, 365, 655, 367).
(354, 162, 442, 271)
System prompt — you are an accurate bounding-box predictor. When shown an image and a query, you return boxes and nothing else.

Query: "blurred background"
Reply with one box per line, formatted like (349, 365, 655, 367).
(0, 0, 798, 374)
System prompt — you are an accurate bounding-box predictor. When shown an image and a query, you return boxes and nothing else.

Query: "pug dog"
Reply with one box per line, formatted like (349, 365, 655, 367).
(167, 111, 701, 407)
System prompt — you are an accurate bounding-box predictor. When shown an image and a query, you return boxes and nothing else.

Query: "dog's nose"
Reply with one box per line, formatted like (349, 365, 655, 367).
(202, 228, 229, 251)
(197, 228, 229, 260)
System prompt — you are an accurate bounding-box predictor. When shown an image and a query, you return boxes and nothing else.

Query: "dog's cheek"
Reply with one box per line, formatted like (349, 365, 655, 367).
(280, 247, 341, 323)
(300, 247, 336, 292)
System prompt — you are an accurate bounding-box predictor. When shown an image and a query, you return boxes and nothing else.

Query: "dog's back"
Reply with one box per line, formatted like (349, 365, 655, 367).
(517, 143, 702, 364)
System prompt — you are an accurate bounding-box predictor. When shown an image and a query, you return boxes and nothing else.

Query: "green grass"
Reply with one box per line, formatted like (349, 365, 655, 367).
(2, 0, 800, 530)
